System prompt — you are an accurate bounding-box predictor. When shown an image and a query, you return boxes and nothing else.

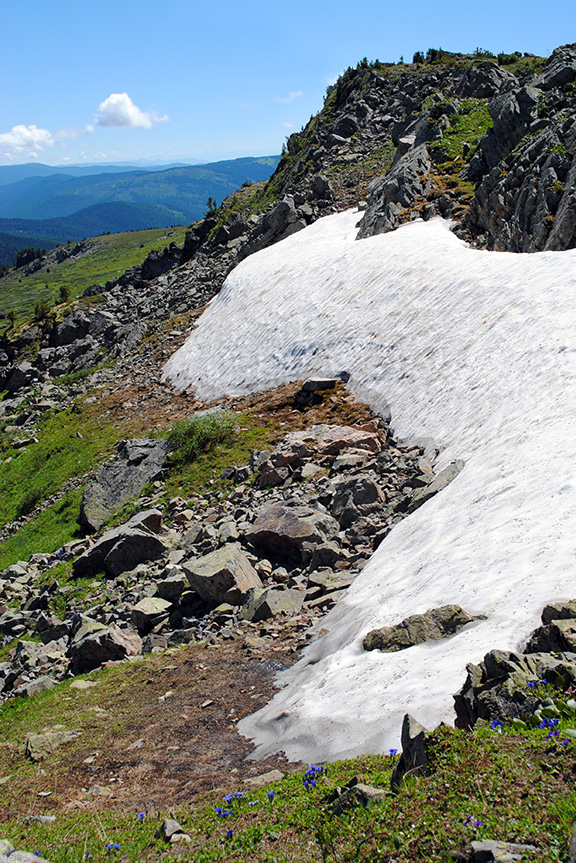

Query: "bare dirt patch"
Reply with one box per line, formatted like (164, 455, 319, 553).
(0, 636, 304, 821)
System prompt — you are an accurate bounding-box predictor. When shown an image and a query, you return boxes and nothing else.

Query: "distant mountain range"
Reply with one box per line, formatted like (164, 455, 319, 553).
(0, 161, 193, 187)
(0, 156, 279, 267)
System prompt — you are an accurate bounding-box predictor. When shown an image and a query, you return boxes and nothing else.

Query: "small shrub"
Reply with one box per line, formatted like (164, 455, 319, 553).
(168, 410, 237, 465)
(59, 284, 71, 303)
(33, 299, 52, 321)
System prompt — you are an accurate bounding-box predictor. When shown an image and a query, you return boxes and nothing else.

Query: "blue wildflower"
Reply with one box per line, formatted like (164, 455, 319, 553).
(226, 830, 233, 838)
(463, 815, 473, 825)
(490, 720, 503, 729)
(266, 790, 275, 801)
(473, 820, 483, 827)
(389, 748, 398, 756)
(223, 794, 234, 803)
(248, 801, 258, 807)
(137, 812, 145, 821)
(234, 791, 243, 799)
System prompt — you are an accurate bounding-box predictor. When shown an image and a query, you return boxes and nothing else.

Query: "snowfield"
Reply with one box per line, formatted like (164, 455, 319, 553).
(163, 210, 576, 761)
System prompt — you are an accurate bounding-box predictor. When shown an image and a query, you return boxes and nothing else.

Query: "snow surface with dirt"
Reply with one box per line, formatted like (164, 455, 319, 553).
(163, 210, 576, 761)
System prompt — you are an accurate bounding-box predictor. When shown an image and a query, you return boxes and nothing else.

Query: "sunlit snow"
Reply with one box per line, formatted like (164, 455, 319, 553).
(163, 210, 576, 761)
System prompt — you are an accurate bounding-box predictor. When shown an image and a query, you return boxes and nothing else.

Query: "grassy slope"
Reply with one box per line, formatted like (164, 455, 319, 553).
(0, 403, 128, 569)
(0, 225, 186, 321)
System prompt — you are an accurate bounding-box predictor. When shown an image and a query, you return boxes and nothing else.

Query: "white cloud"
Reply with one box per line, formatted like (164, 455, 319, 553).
(0, 124, 55, 160)
(273, 90, 303, 104)
(95, 93, 169, 129)
(54, 127, 79, 142)
(283, 122, 295, 129)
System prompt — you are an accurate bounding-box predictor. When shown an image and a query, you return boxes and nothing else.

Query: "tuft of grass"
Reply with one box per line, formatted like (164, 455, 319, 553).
(163, 414, 280, 501)
(168, 410, 238, 466)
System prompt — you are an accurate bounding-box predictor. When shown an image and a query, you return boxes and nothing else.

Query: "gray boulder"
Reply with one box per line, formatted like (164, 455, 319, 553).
(4, 362, 37, 394)
(357, 144, 431, 238)
(50, 310, 90, 347)
(364, 605, 481, 652)
(131, 597, 172, 633)
(533, 42, 576, 91)
(72, 510, 166, 578)
(470, 840, 538, 862)
(246, 500, 340, 563)
(182, 543, 262, 604)
(25, 728, 82, 762)
(525, 618, 576, 653)
(240, 587, 304, 622)
(391, 714, 430, 792)
(331, 475, 384, 528)
(541, 600, 576, 625)
(455, 62, 517, 98)
(407, 459, 465, 512)
(79, 439, 170, 532)
(67, 620, 142, 674)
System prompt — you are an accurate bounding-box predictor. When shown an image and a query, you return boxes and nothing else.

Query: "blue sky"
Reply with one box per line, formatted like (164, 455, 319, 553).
(1, 0, 575, 166)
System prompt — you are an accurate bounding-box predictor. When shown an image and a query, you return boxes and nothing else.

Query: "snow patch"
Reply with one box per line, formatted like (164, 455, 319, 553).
(163, 210, 576, 761)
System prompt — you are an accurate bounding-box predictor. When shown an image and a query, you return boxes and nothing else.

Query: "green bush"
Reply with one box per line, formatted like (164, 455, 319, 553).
(168, 410, 237, 464)
(33, 298, 52, 321)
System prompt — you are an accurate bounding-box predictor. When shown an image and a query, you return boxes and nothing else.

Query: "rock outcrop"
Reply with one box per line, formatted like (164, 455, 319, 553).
(454, 600, 576, 729)
(79, 438, 171, 532)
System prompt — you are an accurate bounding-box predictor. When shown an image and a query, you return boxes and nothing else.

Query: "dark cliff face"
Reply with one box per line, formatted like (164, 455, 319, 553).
(463, 44, 576, 251)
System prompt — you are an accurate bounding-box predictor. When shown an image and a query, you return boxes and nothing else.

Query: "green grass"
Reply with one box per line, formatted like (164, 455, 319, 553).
(162, 414, 280, 502)
(430, 98, 493, 167)
(0, 403, 128, 568)
(0, 405, 121, 527)
(0, 490, 84, 571)
(0, 701, 575, 861)
(0, 226, 186, 323)
(168, 410, 237, 465)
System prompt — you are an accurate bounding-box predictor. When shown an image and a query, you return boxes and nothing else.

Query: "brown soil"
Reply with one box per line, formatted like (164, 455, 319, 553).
(1, 635, 307, 820)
